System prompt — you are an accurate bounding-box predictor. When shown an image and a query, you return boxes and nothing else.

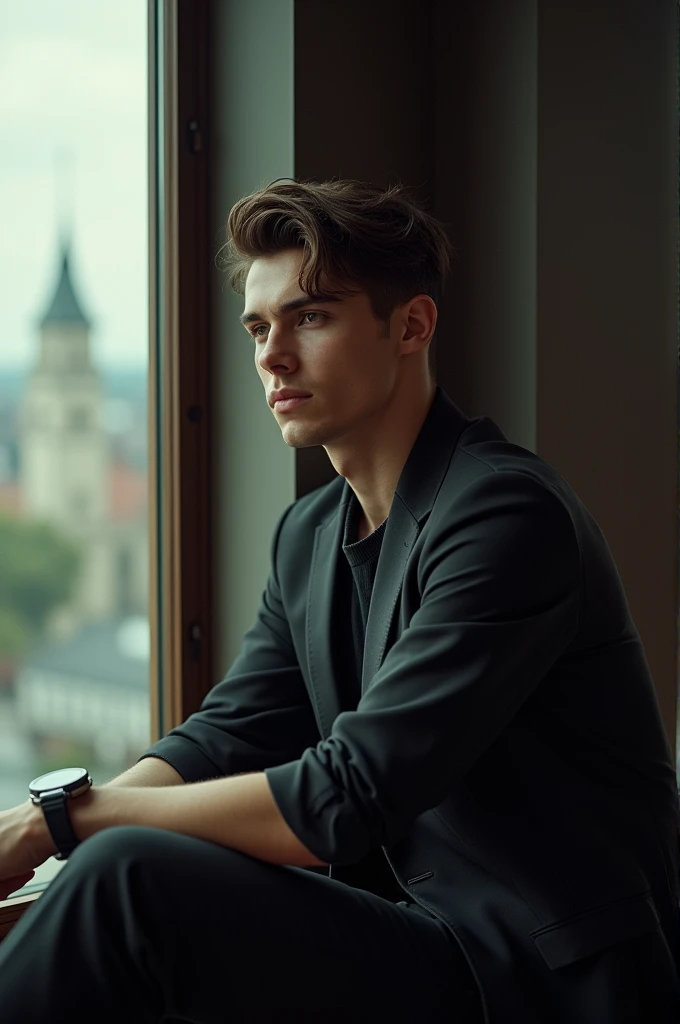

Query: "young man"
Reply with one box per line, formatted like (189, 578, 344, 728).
(0, 179, 678, 1023)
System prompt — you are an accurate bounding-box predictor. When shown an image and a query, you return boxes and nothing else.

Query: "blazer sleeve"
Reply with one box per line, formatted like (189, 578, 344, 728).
(137, 503, 321, 783)
(264, 471, 582, 865)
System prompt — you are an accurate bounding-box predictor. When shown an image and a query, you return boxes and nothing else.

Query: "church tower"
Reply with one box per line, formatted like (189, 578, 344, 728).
(20, 236, 108, 529)
(18, 231, 148, 633)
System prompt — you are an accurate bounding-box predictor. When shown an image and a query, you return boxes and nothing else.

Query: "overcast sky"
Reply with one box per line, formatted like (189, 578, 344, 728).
(0, 0, 147, 370)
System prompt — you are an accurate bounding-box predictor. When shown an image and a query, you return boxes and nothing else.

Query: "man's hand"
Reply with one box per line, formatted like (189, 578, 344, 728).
(0, 871, 36, 901)
(0, 801, 57, 894)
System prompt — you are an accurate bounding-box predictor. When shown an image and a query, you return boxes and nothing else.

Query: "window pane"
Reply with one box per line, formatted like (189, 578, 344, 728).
(0, 1, 149, 892)
(677, 9, 680, 791)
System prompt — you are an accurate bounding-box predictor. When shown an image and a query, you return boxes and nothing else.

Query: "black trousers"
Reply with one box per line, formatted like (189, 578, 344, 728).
(0, 826, 483, 1023)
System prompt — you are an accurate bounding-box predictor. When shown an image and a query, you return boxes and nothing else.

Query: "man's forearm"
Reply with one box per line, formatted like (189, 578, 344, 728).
(28, 771, 327, 869)
(104, 756, 185, 788)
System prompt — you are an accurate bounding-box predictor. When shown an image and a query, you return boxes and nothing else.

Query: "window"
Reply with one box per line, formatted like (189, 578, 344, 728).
(0, 0, 149, 894)
(0, 0, 213, 940)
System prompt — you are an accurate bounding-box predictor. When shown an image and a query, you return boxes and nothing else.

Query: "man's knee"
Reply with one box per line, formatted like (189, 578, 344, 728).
(65, 825, 168, 874)
(61, 826, 286, 903)
(64, 825, 255, 879)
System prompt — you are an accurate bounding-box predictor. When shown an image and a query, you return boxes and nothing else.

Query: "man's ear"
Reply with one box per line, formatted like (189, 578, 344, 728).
(399, 295, 437, 356)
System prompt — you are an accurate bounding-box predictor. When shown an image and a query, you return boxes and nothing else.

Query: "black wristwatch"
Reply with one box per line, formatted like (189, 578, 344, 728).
(29, 767, 93, 861)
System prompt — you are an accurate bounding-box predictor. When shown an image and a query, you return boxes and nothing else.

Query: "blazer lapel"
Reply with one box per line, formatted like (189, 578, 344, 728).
(362, 388, 471, 692)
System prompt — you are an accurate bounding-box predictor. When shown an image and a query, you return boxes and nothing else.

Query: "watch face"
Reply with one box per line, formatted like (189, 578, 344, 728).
(29, 767, 88, 792)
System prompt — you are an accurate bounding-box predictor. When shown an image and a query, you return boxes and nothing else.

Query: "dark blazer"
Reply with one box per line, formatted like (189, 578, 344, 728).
(142, 387, 680, 1023)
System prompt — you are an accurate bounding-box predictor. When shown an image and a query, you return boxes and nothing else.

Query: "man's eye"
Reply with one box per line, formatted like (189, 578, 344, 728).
(250, 312, 326, 339)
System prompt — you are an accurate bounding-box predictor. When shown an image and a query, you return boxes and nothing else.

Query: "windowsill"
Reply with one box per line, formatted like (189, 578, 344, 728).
(0, 859, 67, 941)
(0, 889, 43, 941)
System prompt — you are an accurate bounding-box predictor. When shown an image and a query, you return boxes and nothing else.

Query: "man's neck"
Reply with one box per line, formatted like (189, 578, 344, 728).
(328, 378, 436, 535)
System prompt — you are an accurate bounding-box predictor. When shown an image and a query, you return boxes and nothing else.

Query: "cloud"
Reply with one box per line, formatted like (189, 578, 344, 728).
(0, 36, 145, 126)
(0, 1, 147, 369)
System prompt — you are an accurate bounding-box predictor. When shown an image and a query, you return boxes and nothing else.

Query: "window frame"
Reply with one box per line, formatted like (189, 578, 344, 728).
(0, 0, 215, 939)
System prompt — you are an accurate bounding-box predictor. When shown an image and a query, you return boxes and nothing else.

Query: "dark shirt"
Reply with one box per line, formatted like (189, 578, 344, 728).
(330, 492, 406, 903)
(343, 492, 388, 689)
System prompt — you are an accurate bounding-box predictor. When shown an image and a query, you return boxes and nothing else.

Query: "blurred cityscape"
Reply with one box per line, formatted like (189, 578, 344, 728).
(0, 234, 150, 813)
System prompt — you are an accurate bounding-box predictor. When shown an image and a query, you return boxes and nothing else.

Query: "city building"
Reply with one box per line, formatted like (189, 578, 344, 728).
(16, 235, 148, 635)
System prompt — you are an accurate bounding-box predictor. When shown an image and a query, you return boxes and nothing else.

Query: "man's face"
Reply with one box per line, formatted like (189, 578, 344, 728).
(241, 248, 403, 449)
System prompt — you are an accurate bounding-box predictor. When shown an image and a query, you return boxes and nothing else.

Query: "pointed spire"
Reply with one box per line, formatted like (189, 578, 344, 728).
(40, 237, 91, 329)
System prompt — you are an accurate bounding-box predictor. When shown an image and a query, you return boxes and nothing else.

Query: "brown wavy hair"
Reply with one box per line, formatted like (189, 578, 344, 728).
(218, 177, 455, 379)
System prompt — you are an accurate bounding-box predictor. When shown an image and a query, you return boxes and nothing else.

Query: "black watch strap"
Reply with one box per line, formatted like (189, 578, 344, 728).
(41, 789, 81, 861)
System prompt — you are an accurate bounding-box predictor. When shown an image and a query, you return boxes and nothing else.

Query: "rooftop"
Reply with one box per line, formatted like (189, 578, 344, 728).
(22, 617, 149, 689)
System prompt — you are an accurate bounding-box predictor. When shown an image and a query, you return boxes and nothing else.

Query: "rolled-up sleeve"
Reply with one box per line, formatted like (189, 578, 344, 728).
(138, 503, 320, 783)
(265, 471, 582, 866)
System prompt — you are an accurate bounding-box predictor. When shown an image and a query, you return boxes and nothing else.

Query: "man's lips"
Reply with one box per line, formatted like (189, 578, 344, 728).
(273, 395, 312, 412)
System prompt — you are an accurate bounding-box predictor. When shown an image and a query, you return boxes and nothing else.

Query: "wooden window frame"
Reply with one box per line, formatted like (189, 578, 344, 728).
(1, 0, 214, 941)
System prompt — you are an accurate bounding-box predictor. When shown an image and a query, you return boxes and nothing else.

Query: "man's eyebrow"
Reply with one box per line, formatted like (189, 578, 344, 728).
(239, 293, 344, 327)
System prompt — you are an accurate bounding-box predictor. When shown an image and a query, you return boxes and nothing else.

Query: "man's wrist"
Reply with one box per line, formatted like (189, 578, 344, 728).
(24, 785, 100, 861)
(23, 797, 59, 861)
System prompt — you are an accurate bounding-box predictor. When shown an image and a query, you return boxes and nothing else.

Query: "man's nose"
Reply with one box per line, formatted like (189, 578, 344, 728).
(256, 327, 296, 372)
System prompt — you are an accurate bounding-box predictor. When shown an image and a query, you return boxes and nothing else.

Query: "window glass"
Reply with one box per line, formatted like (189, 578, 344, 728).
(0, 1, 149, 891)
(677, 6, 680, 790)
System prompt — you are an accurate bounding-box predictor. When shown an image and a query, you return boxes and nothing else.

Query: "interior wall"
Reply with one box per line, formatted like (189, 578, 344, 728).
(211, 0, 296, 674)
(432, 0, 538, 449)
(534, 0, 678, 746)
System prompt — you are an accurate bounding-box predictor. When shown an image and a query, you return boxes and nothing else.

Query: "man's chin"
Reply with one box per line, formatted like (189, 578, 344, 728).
(279, 428, 326, 449)
(278, 412, 343, 449)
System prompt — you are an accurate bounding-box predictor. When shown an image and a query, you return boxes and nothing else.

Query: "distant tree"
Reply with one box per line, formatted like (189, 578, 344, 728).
(0, 512, 82, 659)
(0, 606, 30, 658)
